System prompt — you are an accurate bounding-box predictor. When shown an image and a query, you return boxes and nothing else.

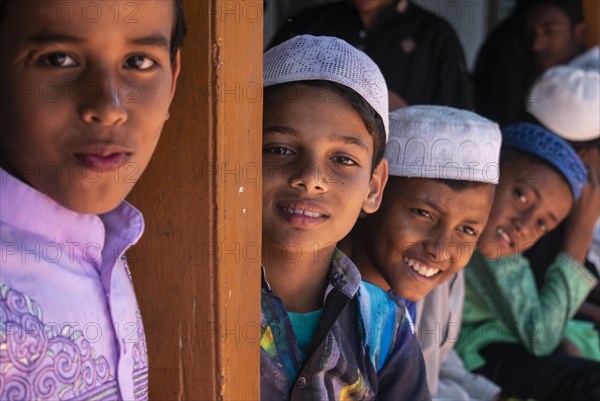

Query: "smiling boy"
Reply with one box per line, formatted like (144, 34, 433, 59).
(456, 123, 600, 400)
(338, 105, 503, 400)
(0, 1, 182, 399)
(261, 35, 430, 400)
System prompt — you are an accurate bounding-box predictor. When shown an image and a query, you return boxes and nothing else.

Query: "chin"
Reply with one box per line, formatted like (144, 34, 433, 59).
(55, 192, 126, 215)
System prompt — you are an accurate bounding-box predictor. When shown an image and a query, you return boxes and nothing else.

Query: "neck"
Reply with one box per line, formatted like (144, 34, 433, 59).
(262, 241, 335, 312)
(339, 222, 391, 291)
(358, 9, 380, 30)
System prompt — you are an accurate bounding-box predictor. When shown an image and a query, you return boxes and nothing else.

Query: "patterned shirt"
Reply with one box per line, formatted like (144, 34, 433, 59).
(0, 168, 148, 400)
(260, 249, 431, 401)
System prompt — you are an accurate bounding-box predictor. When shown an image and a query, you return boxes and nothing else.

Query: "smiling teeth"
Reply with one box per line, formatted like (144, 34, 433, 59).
(282, 207, 323, 217)
(405, 257, 440, 278)
(497, 228, 512, 244)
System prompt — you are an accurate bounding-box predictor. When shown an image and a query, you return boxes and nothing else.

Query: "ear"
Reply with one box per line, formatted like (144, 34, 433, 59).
(573, 21, 587, 46)
(362, 159, 388, 214)
(169, 50, 182, 104)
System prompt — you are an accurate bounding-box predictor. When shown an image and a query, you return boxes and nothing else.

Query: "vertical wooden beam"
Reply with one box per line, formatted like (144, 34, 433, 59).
(584, 0, 599, 46)
(127, 0, 262, 399)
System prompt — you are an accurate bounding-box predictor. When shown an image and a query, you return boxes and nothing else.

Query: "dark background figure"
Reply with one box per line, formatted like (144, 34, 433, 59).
(268, 0, 471, 110)
(474, 0, 587, 126)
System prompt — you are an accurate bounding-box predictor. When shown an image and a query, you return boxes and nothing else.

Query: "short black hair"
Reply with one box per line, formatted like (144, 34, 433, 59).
(437, 179, 491, 192)
(520, 0, 584, 26)
(0, 0, 186, 62)
(263, 80, 387, 172)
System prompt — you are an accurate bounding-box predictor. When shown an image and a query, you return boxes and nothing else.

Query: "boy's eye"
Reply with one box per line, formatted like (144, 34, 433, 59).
(411, 208, 432, 220)
(459, 226, 477, 237)
(514, 188, 528, 205)
(331, 155, 357, 166)
(40, 52, 77, 68)
(537, 219, 548, 234)
(264, 146, 294, 156)
(124, 55, 156, 70)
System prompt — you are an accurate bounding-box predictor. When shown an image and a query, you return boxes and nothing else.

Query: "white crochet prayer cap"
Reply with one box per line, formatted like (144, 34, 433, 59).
(385, 106, 502, 184)
(527, 65, 600, 142)
(264, 35, 389, 139)
(568, 46, 600, 71)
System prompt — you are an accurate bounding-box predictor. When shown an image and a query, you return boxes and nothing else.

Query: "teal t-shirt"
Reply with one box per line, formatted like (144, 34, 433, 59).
(288, 309, 323, 358)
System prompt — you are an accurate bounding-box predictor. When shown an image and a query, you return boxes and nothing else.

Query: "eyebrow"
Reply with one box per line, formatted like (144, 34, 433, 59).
(27, 31, 170, 50)
(413, 197, 484, 226)
(531, 186, 558, 224)
(129, 34, 170, 50)
(27, 31, 84, 45)
(263, 127, 369, 151)
(330, 135, 369, 152)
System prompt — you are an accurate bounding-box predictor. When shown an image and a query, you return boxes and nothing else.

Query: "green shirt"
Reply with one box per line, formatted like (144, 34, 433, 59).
(288, 309, 323, 358)
(456, 251, 597, 370)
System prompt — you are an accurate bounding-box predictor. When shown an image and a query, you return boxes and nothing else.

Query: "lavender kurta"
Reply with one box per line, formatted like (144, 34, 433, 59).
(0, 168, 148, 400)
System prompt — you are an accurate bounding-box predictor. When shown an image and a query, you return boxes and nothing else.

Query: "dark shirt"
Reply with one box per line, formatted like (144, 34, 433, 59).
(270, 0, 470, 109)
(474, 10, 537, 126)
(260, 249, 431, 400)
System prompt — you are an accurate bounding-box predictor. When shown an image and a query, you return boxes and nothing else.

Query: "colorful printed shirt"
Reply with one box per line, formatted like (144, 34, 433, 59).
(260, 249, 431, 401)
(0, 168, 148, 400)
(456, 251, 598, 371)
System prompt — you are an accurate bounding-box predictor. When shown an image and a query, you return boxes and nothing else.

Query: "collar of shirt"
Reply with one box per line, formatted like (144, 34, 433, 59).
(261, 248, 362, 300)
(0, 167, 144, 277)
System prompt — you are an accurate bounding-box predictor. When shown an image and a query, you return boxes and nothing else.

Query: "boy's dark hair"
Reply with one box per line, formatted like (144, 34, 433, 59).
(520, 0, 584, 26)
(264, 80, 387, 172)
(171, 0, 187, 61)
(437, 179, 490, 192)
(0, 0, 186, 62)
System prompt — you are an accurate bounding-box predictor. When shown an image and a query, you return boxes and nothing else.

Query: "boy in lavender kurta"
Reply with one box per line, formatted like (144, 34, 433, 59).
(0, 1, 183, 399)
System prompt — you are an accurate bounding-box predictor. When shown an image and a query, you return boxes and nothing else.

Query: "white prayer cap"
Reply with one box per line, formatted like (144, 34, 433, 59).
(527, 65, 600, 142)
(385, 106, 502, 184)
(568, 46, 600, 71)
(264, 35, 389, 139)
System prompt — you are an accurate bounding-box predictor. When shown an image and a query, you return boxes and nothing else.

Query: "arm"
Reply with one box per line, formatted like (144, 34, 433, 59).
(376, 317, 431, 401)
(468, 252, 597, 355)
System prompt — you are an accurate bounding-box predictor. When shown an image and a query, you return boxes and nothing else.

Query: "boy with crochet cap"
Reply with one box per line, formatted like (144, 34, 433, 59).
(456, 123, 600, 400)
(339, 105, 503, 400)
(524, 61, 600, 359)
(260, 35, 430, 400)
(0, 1, 183, 399)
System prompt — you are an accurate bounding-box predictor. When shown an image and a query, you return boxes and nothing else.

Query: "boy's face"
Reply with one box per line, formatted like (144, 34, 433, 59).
(477, 157, 573, 259)
(360, 177, 494, 301)
(262, 84, 387, 253)
(0, 0, 180, 214)
(524, 4, 586, 73)
(353, 0, 394, 14)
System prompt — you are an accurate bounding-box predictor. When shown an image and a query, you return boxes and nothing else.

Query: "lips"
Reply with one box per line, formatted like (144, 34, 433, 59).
(404, 256, 441, 279)
(74, 144, 132, 170)
(496, 227, 515, 250)
(275, 200, 330, 227)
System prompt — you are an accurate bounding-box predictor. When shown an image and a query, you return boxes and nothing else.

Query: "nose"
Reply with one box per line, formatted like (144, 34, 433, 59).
(288, 155, 329, 193)
(78, 66, 128, 126)
(531, 29, 547, 53)
(424, 227, 454, 263)
(511, 209, 536, 240)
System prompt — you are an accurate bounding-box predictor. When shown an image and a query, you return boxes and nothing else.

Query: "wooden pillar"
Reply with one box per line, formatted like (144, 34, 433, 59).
(127, 1, 262, 399)
(584, 0, 599, 46)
